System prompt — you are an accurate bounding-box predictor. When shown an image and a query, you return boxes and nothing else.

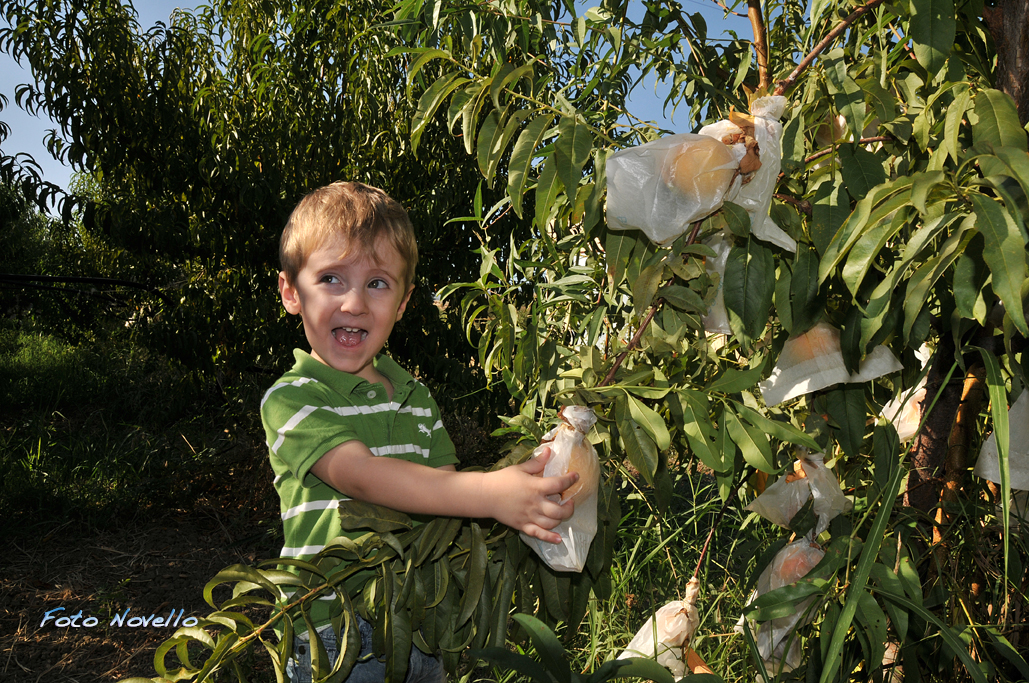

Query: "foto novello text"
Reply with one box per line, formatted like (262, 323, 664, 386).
(40, 607, 198, 628)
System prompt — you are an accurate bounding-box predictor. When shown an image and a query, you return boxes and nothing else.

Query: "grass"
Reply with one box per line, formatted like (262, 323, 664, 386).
(6, 323, 1028, 683)
(0, 324, 268, 534)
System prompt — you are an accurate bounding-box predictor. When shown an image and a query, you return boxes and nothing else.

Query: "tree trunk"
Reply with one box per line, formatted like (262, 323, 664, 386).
(905, 334, 961, 513)
(982, 0, 1029, 125)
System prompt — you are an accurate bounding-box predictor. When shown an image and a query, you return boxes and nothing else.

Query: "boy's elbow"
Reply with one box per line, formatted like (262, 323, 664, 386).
(310, 440, 374, 497)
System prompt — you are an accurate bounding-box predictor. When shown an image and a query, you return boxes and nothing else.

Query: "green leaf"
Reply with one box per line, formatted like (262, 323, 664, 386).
(678, 390, 722, 473)
(819, 429, 906, 683)
(508, 114, 554, 217)
(909, 0, 955, 77)
(722, 201, 751, 237)
(412, 72, 470, 153)
(735, 403, 822, 451)
(724, 405, 774, 473)
(944, 89, 972, 163)
(471, 646, 553, 683)
(587, 658, 677, 683)
(859, 78, 897, 125)
(838, 144, 887, 199)
(511, 613, 572, 683)
(973, 89, 1029, 153)
(554, 116, 593, 210)
(854, 590, 888, 672)
(873, 589, 989, 683)
(658, 284, 705, 313)
(820, 180, 917, 283)
(476, 109, 503, 179)
(811, 178, 851, 256)
(605, 230, 638, 285)
(723, 236, 775, 343)
(626, 393, 671, 450)
(842, 207, 909, 296)
(970, 193, 1029, 335)
(826, 385, 866, 458)
(975, 347, 1012, 592)
(705, 363, 768, 395)
(618, 396, 660, 483)
(455, 523, 487, 628)
(338, 500, 414, 533)
(747, 579, 827, 621)
(824, 48, 866, 141)
(632, 261, 664, 315)
(781, 110, 806, 173)
(868, 563, 909, 641)
(790, 245, 825, 334)
(534, 157, 564, 229)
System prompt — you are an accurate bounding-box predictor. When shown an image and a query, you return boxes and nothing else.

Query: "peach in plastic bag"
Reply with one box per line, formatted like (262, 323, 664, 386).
(519, 406, 600, 573)
(746, 454, 852, 536)
(617, 577, 701, 679)
(736, 538, 825, 672)
(606, 134, 738, 245)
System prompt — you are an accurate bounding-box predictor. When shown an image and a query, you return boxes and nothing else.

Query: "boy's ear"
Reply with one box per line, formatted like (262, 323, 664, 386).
(395, 284, 415, 321)
(279, 272, 302, 315)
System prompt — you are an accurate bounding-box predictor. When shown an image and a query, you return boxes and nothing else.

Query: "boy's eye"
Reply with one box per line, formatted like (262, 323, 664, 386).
(368, 278, 389, 289)
(320, 275, 340, 284)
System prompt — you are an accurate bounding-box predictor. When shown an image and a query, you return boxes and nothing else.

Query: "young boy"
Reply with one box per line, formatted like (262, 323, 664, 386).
(262, 181, 577, 683)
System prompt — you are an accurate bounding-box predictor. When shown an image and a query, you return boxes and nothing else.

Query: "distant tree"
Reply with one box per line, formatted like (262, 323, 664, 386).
(0, 0, 513, 413)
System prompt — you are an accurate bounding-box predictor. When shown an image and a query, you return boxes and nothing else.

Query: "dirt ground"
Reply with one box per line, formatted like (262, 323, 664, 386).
(0, 412, 500, 683)
(0, 452, 282, 683)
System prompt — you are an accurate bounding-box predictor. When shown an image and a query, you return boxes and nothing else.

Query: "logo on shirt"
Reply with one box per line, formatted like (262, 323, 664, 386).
(418, 423, 432, 437)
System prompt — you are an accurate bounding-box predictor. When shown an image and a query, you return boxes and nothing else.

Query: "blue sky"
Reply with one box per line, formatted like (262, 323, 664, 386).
(0, 1, 749, 195)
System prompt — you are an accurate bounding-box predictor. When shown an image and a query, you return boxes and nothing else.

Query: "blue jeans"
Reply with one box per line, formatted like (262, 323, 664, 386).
(285, 617, 446, 683)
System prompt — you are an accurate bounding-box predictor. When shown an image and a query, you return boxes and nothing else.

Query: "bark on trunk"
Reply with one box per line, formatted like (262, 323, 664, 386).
(905, 334, 962, 513)
(982, 0, 1029, 125)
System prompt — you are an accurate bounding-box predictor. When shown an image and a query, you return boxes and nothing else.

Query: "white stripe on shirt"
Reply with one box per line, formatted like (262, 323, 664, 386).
(370, 443, 431, 458)
(261, 377, 317, 410)
(271, 405, 318, 454)
(281, 497, 350, 521)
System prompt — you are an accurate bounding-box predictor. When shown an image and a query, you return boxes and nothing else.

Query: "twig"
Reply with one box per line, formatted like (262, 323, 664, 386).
(747, 0, 770, 92)
(597, 220, 704, 388)
(713, 0, 748, 18)
(773, 0, 886, 96)
(804, 136, 893, 163)
(600, 302, 663, 387)
(772, 193, 812, 215)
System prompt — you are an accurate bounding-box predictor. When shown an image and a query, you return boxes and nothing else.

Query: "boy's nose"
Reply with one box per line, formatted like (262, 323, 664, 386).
(339, 288, 368, 314)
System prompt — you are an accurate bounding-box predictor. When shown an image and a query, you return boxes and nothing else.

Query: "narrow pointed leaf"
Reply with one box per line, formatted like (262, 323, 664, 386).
(970, 193, 1028, 335)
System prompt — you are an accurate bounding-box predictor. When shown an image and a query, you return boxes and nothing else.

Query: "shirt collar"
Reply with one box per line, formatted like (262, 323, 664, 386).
(291, 349, 416, 398)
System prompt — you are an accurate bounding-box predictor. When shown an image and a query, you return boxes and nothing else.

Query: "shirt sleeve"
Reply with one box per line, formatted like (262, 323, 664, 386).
(261, 380, 360, 488)
(425, 394, 459, 469)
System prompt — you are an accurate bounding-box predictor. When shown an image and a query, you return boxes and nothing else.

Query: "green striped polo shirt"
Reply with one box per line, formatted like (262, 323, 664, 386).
(261, 349, 458, 625)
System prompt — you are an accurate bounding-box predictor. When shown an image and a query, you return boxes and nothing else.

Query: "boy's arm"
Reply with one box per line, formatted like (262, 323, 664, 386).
(310, 441, 578, 544)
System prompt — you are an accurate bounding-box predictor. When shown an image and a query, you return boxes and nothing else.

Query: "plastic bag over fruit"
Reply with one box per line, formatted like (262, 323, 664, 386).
(699, 96, 796, 252)
(758, 322, 903, 407)
(606, 133, 738, 245)
(519, 406, 600, 573)
(617, 577, 701, 679)
(974, 389, 1029, 491)
(879, 344, 932, 442)
(736, 538, 825, 672)
(701, 231, 732, 335)
(746, 453, 852, 536)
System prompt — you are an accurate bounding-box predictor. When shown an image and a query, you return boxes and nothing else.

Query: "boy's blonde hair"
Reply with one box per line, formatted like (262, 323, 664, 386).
(279, 181, 418, 287)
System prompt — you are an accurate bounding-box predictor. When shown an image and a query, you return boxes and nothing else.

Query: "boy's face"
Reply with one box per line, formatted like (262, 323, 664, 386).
(279, 237, 414, 384)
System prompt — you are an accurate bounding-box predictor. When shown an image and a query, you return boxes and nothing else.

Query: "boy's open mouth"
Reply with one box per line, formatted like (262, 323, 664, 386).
(333, 327, 367, 347)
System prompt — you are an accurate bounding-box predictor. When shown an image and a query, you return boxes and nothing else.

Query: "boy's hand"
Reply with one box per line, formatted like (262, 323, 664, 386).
(482, 446, 579, 545)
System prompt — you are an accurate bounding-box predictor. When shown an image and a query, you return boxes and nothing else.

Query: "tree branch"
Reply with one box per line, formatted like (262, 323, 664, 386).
(773, 0, 886, 96)
(748, 0, 771, 92)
